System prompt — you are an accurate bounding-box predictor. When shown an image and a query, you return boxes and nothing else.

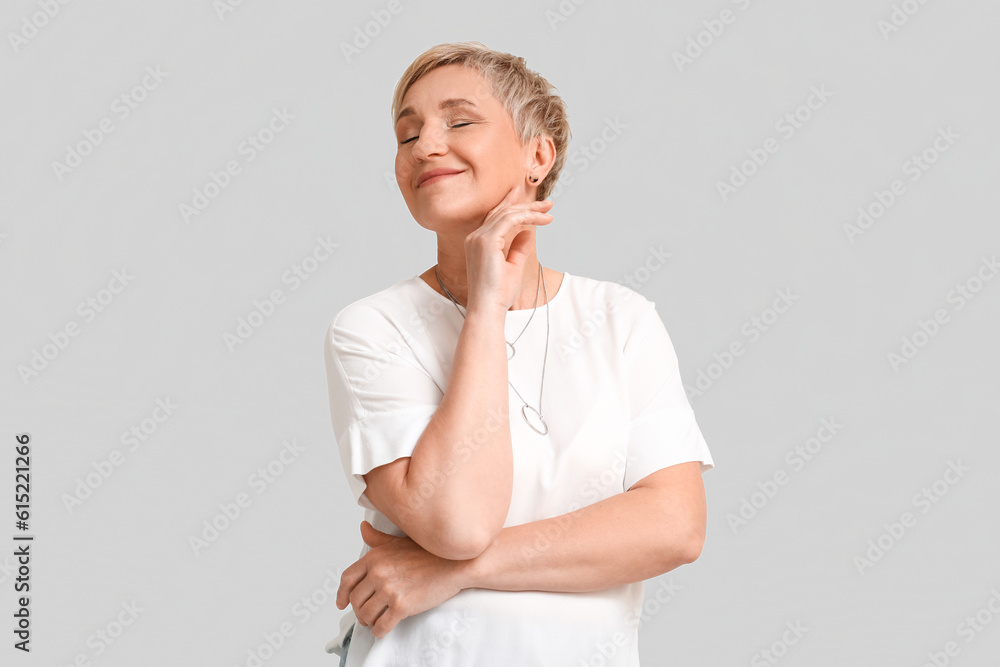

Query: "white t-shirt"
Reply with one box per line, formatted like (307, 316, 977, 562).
(322, 270, 714, 666)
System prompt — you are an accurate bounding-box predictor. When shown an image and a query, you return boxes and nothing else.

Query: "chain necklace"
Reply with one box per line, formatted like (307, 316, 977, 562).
(435, 263, 550, 436)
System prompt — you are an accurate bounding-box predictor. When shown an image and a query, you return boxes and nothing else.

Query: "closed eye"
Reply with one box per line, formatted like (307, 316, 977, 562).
(400, 122, 473, 145)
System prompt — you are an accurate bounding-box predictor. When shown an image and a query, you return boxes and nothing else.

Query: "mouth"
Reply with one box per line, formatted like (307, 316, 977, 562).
(418, 170, 464, 188)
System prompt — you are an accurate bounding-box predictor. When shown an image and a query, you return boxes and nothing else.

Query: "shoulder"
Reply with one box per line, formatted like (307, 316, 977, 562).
(562, 271, 651, 310)
(326, 276, 425, 344)
(565, 271, 658, 334)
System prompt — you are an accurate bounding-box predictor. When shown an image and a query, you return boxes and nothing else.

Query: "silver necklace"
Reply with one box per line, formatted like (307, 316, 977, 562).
(434, 263, 550, 436)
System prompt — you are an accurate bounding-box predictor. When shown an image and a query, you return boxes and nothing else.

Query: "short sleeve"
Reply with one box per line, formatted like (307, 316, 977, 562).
(323, 305, 444, 511)
(622, 302, 714, 491)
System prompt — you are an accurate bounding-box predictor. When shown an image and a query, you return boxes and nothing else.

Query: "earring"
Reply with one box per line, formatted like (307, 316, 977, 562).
(529, 175, 539, 183)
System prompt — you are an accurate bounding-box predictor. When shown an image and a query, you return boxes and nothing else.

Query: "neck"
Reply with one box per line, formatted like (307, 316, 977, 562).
(436, 260, 544, 311)
(434, 231, 544, 311)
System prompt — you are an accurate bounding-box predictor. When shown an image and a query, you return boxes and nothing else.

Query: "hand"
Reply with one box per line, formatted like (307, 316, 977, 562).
(336, 521, 472, 638)
(464, 185, 553, 313)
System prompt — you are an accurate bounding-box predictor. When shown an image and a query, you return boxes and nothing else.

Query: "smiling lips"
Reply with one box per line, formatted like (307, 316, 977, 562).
(417, 169, 464, 188)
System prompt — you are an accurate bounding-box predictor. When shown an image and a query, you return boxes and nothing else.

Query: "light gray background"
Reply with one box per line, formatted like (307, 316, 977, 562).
(2, 1, 998, 665)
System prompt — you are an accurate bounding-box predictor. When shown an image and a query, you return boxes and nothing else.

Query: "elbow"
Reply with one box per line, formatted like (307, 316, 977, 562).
(682, 523, 706, 564)
(424, 505, 506, 560)
(441, 536, 493, 561)
(421, 494, 508, 560)
(392, 500, 505, 560)
(386, 510, 497, 561)
(427, 522, 497, 560)
(395, 473, 508, 560)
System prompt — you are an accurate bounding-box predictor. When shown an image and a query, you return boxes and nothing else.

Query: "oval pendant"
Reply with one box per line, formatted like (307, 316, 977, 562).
(521, 404, 548, 435)
(507, 341, 516, 360)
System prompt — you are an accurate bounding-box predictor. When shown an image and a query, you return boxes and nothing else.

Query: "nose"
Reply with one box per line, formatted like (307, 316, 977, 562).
(410, 121, 448, 162)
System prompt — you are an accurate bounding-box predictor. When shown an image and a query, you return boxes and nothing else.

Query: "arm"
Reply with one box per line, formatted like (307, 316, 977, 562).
(339, 461, 707, 637)
(464, 460, 706, 592)
(362, 303, 513, 560)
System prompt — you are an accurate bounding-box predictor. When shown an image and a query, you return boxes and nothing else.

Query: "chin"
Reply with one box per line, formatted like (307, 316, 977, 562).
(413, 197, 487, 229)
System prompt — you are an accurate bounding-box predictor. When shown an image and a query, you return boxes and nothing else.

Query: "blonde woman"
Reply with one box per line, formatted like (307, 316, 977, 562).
(323, 41, 715, 666)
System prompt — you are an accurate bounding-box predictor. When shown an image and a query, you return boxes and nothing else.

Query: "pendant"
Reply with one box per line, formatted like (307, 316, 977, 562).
(507, 341, 516, 360)
(521, 404, 548, 435)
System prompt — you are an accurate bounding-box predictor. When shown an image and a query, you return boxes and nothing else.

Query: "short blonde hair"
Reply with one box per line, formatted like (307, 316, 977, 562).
(391, 41, 571, 201)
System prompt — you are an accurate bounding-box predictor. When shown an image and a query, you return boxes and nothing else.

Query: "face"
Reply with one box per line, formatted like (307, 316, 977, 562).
(394, 64, 538, 233)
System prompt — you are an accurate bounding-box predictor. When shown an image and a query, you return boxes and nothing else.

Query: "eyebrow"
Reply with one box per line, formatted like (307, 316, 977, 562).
(396, 98, 480, 126)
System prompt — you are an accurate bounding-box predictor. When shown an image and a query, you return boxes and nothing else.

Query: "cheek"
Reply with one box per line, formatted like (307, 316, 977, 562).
(473, 140, 516, 176)
(394, 157, 411, 187)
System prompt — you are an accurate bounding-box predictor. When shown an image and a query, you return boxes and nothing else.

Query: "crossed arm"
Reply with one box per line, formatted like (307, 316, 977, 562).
(336, 460, 707, 638)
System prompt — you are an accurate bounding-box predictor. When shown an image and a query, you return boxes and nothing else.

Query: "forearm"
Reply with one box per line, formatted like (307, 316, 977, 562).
(401, 305, 513, 552)
(461, 487, 699, 593)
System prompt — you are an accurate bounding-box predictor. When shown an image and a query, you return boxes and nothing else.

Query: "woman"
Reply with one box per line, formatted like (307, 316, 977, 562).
(323, 41, 714, 666)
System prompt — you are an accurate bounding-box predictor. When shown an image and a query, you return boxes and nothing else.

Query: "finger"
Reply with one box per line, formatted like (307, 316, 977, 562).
(484, 208, 553, 244)
(360, 520, 375, 546)
(476, 192, 550, 238)
(360, 521, 396, 548)
(349, 577, 379, 627)
(361, 520, 386, 536)
(503, 204, 552, 268)
(484, 187, 550, 225)
(357, 593, 394, 638)
(485, 184, 519, 220)
(371, 605, 402, 638)
(336, 560, 367, 610)
(505, 228, 533, 271)
(507, 199, 553, 213)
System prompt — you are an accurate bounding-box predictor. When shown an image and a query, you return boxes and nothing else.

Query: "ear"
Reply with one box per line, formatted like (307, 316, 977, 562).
(526, 134, 557, 187)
